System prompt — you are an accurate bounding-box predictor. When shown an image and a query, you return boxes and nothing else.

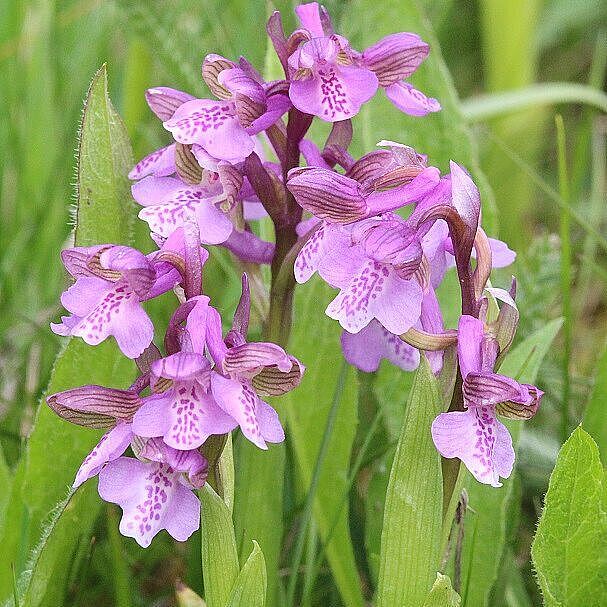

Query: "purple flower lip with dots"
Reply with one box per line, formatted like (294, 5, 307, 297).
(431, 315, 543, 487)
(284, 2, 440, 122)
(50, 245, 179, 359)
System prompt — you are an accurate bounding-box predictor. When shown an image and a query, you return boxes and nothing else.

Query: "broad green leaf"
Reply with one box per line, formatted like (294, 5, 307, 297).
(226, 541, 267, 607)
(0, 65, 136, 604)
(5, 484, 100, 607)
(200, 484, 240, 607)
(0, 446, 11, 531)
(75, 64, 135, 245)
(583, 343, 607, 464)
(531, 427, 607, 606)
(459, 318, 562, 607)
(233, 441, 284, 607)
(422, 573, 461, 607)
(376, 356, 444, 607)
(281, 278, 362, 607)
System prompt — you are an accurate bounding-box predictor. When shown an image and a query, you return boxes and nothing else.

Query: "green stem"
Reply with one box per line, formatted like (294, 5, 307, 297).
(555, 115, 572, 445)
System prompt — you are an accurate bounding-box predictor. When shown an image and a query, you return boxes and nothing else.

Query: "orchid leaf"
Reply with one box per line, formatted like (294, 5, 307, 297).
(281, 278, 362, 607)
(0, 65, 136, 605)
(233, 441, 284, 607)
(200, 484, 240, 607)
(422, 573, 461, 607)
(226, 541, 266, 607)
(531, 427, 607, 606)
(459, 318, 563, 607)
(376, 356, 444, 607)
(4, 485, 100, 607)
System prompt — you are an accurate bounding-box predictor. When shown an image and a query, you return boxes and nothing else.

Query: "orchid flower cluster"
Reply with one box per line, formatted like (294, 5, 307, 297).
(47, 2, 543, 548)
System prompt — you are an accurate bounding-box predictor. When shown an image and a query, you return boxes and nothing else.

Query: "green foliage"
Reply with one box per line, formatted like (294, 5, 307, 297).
(199, 485, 240, 607)
(531, 427, 607, 606)
(422, 573, 461, 607)
(376, 357, 444, 607)
(226, 541, 267, 607)
(0, 64, 136, 605)
(281, 279, 362, 607)
(582, 344, 607, 463)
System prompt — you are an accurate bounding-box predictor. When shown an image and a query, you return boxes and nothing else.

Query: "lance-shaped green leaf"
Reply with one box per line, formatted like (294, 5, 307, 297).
(6, 484, 100, 607)
(376, 356, 444, 607)
(0, 65, 136, 604)
(531, 427, 607, 606)
(281, 279, 362, 607)
(226, 541, 266, 607)
(233, 441, 284, 607)
(200, 484, 240, 607)
(459, 318, 562, 607)
(422, 573, 461, 607)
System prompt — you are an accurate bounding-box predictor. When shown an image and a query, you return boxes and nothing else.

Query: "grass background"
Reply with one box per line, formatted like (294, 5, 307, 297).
(0, 0, 605, 605)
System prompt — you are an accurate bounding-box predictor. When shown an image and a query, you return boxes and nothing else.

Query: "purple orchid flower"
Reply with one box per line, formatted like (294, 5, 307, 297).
(132, 351, 238, 450)
(431, 315, 543, 487)
(99, 442, 205, 547)
(285, 2, 440, 121)
(205, 276, 305, 449)
(162, 59, 290, 164)
(287, 145, 440, 224)
(51, 245, 181, 358)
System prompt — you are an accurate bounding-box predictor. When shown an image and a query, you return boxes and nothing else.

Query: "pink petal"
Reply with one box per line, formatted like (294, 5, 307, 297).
(341, 320, 420, 372)
(385, 82, 441, 116)
(289, 63, 378, 122)
(431, 407, 514, 487)
(60, 276, 111, 317)
(151, 352, 210, 382)
(163, 99, 255, 163)
(138, 188, 204, 238)
(256, 399, 285, 443)
(371, 272, 423, 335)
(295, 2, 325, 37)
(210, 373, 267, 449)
(362, 33, 429, 86)
(457, 315, 484, 378)
(129, 144, 176, 180)
(195, 201, 234, 245)
(74, 422, 132, 488)
(98, 457, 199, 547)
(131, 175, 183, 207)
(145, 87, 195, 121)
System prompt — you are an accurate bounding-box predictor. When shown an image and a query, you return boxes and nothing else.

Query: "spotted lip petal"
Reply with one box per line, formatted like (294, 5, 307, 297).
(431, 407, 514, 487)
(163, 98, 255, 163)
(98, 457, 200, 547)
(341, 320, 420, 373)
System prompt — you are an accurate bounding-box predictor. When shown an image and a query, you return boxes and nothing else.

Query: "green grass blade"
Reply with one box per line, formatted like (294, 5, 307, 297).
(582, 343, 607, 465)
(461, 83, 607, 121)
(2, 64, 137, 604)
(199, 484, 240, 607)
(226, 541, 267, 607)
(376, 356, 444, 607)
(233, 440, 284, 607)
(281, 278, 362, 607)
(555, 115, 572, 444)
